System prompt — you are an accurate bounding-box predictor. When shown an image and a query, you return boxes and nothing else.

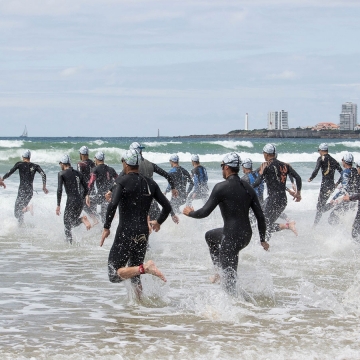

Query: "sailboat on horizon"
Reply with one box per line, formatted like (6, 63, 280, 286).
(20, 125, 28, 138)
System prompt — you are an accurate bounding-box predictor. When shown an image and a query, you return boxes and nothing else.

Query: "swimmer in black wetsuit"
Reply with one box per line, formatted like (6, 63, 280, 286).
(88, 151, 118, 224)
(100, 150, 171, 295)
(165, 154, 194, 216)
(252, 144, 302, 241)
(1, 149, 48, 224)
(106, 142, 179, 224)
(343, 161, 360, 241)
(77, 146, 98, 226)
(56, 155, 91, 243)
(308, 143, 342, 226)
(183, 152, 268, 296)
(0, 180, 5, 188)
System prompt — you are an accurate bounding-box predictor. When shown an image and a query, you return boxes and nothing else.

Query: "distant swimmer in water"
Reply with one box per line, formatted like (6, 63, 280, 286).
(308, 143, 342, 226)
(186, 154, 209, 207)
(252, 144, 302, 241)
(0, 149, 48, 224)
(100, 150, 172, 297)
(56, 155, 91, 243)
(88, 151, 118, 224)
(343, 160, 360, 241)
(183, 152, 268, 296)
(322, 152, 359, 226)
(77, 146, 99, 226)
(165, 154, 194, 216)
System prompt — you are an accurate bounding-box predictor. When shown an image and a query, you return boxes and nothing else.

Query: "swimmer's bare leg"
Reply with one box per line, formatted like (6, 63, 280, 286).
(89, 214, 99, 226)
(210, 273, 220, 284)
(81, 216, 92, 230)
(23, 203, 34, 216)
(279, 221, 298, 236)
(117, 260, 167, 282)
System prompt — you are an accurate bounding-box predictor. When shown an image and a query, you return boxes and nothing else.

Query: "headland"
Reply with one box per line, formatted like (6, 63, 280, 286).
(174, 129, 360, 139)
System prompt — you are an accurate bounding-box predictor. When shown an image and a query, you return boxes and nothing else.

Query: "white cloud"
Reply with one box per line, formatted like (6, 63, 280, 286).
(267, 70, 297, 80)
(60, 67, 82, 77)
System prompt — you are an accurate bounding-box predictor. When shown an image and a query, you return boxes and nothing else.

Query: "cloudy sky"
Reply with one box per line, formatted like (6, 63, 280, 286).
(0, 0, 360, 137)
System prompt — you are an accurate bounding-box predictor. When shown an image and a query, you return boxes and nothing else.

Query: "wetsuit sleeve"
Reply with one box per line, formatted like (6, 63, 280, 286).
(80, 174, 89, 197)
(153, 163, 176, 189)
(104, 183, 123, 229)
(2, 162, 20, 180)
(309, 157, 321, 181)
(35, 165, 46, 185)
(252, 173, 264, 188)
(336, 161, 342, 175)
(153, 184, 172, 224)
(250, 195, 266, 242)
(184, 168, 194, 194)
(57, 172, 64, 206)
(188, 185, 220, 219)
(88, 173, 96, 190)
(288, 166, 302, 191)
(333, 170, 349, 200)
(350, 193, 360, 201)
(193, 173, 200, 192)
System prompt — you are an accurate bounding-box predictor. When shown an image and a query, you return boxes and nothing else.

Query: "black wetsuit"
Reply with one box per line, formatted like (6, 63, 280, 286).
(104, 172, 171, 284)
(88, 164, 118, 223)
(253, 159, 302, 241)
(349, 193, 360, 240)
(57, 167, 88, 243)
(166, 166, 194, 215)
(77, 159, 97, 217)
(118, 157, 176, 220)
(2, 161, 46, 223)
(188, 174, 266, 295)
(309, 154, 342, 225)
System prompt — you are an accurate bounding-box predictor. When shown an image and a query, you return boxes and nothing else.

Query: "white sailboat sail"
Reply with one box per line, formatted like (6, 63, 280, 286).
(20, 125, 28, 137)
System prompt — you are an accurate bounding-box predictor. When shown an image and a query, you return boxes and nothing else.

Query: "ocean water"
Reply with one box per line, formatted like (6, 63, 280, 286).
(1, 136, 360, 359)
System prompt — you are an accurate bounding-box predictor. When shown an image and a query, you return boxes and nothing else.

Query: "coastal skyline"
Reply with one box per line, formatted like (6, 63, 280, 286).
(0, 1, 360, 137)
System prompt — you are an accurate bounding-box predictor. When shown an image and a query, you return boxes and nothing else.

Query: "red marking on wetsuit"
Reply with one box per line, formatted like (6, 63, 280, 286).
(279, 165, 288, 183)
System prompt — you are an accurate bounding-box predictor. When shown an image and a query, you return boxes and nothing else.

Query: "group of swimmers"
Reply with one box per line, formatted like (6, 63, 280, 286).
(1, 141, 360, 297)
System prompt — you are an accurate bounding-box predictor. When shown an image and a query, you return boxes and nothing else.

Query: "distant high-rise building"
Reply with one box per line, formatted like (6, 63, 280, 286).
(340, 102, 357, 130)
(267, 110, 288, 130)
(279, 110, 289, 130)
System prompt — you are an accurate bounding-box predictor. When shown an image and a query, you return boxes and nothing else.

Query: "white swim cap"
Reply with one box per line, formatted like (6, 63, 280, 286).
(318, 143, 328, 151)
(191, 154, 200, 162)
(22, 149, 31, 159)
(122, 149, 139, 166)
(59, 154, 71, 164)
(242, 158, 253, 169)
(79, 146, 89, 155)
(95, 151, 105, 161)
(129, 142, 145, 153)
(342, 152, 354, 165)
(169, 154, 179, 163)
(222, 152, 241, 168)
(263, 144, 276, 154)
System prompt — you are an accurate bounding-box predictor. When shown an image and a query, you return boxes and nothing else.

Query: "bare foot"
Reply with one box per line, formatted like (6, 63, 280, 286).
(210, 274, 220, 283)
(81, 216, 92, 230)
(288, 221, 298, 236)
(24, 204, 34, 215)
(91, 216, 99, 226)
(144, 260, 167, 282)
